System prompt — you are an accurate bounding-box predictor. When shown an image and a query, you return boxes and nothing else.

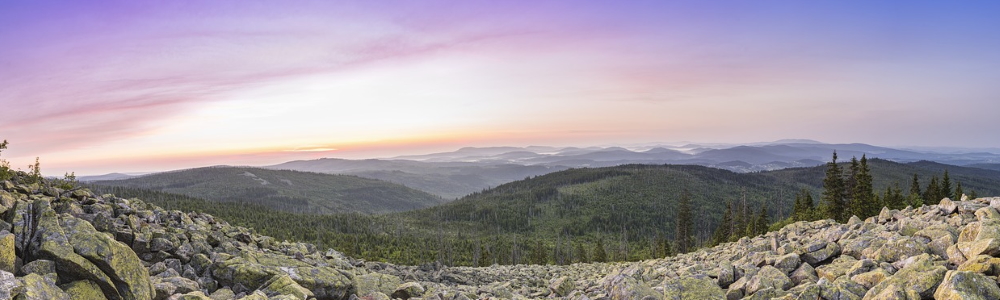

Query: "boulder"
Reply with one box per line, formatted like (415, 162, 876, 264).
(913, 224, 957, 259)
(28, 200, 133, 299)
(789, 263, 817, 286)
(717, 261, 736, 288)
(152, 276, 200, 300)
(745, 266, 791, 295)
(817, 277, 866, 300)
(863, 254, 946, 299)
(548, 276, 575, 297)
(211, 253, 354, 300)
(602, 273, 659, 300)
(354, 273, 401, 297)
(933, 270, 1000, 300)
(773, 253, 800, 275)
(801, 242, 840, 266)
(258, 274, 314, 300)
(870, 236, 929, 263)
(0, 232, 14, 274)
(958, 254, 1000, 275)
(851, 268, 890, 289)
(940, 198, 958, 215)
(207, 288, 236, 300)
(662, 276, 724, 299)
(18, 273, 70, 300)
(1, 270, 22, 300)
(391, 282, 424, 300)
(64, 280, 109, 300)
(60, 213, 154, 300)
(815, 256, 857, 281)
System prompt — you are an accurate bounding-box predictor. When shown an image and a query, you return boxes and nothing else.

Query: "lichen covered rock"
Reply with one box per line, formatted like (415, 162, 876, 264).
(933, 270, 1000, 300)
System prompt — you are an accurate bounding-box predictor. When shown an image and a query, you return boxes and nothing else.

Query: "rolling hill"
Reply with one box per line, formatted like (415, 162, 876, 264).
(267, 158, 569, 199)
(94, 159, 1000, 266)
(266, 142, 1000, 199)
(91, 166, 444, 214)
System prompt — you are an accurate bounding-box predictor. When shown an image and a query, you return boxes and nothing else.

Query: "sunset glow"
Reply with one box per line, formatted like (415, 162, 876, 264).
(2, 1, 999, 175)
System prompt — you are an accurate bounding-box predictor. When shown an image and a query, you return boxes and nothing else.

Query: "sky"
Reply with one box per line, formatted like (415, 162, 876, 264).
(1, 1, 999, 175)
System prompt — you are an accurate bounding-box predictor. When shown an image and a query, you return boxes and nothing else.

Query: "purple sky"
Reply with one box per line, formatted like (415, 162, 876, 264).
(2, 1, 999, 175)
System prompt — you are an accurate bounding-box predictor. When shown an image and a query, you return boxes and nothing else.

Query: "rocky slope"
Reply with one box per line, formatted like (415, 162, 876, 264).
(2, 170, 1000, 299)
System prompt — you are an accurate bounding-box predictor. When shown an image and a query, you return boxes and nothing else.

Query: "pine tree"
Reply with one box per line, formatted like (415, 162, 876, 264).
(531, 240, 547, 265)
(662, 238, 673, 257)
(479, 244, 491, 266)
(592, 239, 607, 263)
(675, 189, 694, 253)
(711, 201, 734, 245)
(754, 205, 770, 236)
(803, 191, 815, 220)
(574, 242, 588, 263)
(850, 155, 877, 219)
(955, 182, 964, 200)
(941, 170, 953, 200)
(970, 190, 978, 200)
(822, 151, 847, 222)
(0, 139, 10, 180)
(792, 192, 804, 221)
(908, 174, 922, 206)
(846, 157, 859, 212)
(924, 176, 941, 205)
(883, 184, 905, 210)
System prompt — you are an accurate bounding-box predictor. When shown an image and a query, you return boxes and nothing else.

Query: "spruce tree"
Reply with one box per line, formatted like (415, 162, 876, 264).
(803, 192, 815, 220)
(531, 240, 547, 265)
(955, 182, 964, 200)
(821, 151, 847, 222)
(755, 205, 770, 236)
(711, 201, 733, 245)
(970, 190, 978, 200)
(850, 155, 876, 218)
(941, 170, 953, 200)
(924, 176, 941, 205)
(593, 239, 607, 263)
(662, 239, 673, 257)
(792, 192, 804, 221)
(883, 184, 905, 210)
(675, 189, 694, 253)
(574, 242, 588, 263)
(846, 157, 860, 213)
(908, 174, 921, 205)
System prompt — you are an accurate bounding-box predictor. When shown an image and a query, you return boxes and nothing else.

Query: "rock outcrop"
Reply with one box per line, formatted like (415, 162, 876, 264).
(3, 171, 1000, 299)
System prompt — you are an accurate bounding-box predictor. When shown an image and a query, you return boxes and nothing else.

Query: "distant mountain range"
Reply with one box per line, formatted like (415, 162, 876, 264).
(90, 166, 444, 214)
(80, 141, 1000, 200)
(264, 141, 1000, 198)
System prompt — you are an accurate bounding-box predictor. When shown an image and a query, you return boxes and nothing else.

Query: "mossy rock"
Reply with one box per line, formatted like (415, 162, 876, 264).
(27, 200, 153, 300)
(864, 254, 946, 299)
(63, 280, 108, 300)
(663, 276, 724, 299)
(354, 273, 401, 297)
(212, 253, 354, 300)
(1, 270, 23, 300)
(934, 270, 1000, 300)
(258, 274, 313, 300)
(207, 288, 236, 300)
(61, 214, 154, 300)
(0, 232, 15, 274)
(18, 273, 69, 300)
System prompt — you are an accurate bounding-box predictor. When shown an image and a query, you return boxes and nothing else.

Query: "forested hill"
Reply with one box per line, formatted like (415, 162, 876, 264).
(765, 158, 1000, 196)
(91, 166, 444, 214)
(403, 164, 804, 244)
(89, 159, 1000, 266)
